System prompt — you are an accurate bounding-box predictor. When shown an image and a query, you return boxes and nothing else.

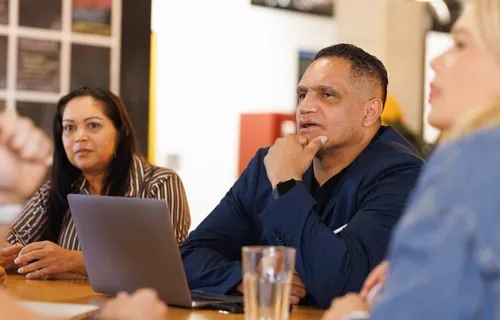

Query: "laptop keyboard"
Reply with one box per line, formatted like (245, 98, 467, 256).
(190, 290, 243, 303)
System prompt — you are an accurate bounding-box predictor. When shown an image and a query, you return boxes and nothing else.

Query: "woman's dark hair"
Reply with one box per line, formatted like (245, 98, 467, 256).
(44, 86, 141, 241)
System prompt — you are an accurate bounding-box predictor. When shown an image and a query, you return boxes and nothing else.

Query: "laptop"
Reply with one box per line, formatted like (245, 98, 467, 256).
(67, 194, 243, 311)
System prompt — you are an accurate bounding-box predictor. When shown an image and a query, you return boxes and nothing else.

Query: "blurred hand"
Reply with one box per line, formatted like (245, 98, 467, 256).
(236, 273, 307, 305)
(290, 273, 307, 305)
(0, 242, 22, 270)
(0, 108, 52, 204)
(100, 289, 168, 320)
(321, 293, 370, 320)
(360, 260, 389, 301)
(15, 241, 84, 279)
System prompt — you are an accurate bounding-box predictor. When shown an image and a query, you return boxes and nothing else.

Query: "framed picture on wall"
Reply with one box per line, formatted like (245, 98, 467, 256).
(251, 0, 333, 17)
(16, 38, 61, 92)
(72, 0, 112, 36)
(0, 0, 8, 25)
(71, 44, 110, 89)
(19, 0, 62, 30)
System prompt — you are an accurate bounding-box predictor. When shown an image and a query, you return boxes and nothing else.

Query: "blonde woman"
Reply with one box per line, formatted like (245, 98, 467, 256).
(323, 0, 500, 319)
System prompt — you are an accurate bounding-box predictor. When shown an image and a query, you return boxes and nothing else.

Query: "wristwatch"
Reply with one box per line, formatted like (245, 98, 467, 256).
(275, 179, 300, 197)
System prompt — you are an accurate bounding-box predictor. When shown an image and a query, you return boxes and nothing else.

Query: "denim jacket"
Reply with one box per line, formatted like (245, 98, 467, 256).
(363, 127, 500, 320)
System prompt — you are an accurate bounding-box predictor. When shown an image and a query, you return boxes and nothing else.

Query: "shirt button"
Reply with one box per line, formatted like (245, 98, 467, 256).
(277, 235, 284, 242)
(273, 228, 280, 236)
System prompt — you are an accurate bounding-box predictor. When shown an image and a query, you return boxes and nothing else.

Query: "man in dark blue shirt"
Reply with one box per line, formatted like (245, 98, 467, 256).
(180, 43, 424, 308)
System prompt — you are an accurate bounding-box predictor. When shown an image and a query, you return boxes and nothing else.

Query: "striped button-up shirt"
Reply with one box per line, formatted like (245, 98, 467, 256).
(7, 156, 191, 251)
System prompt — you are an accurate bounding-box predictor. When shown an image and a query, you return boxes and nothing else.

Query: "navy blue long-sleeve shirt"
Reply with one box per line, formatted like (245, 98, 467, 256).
(180, 126, 424, 308)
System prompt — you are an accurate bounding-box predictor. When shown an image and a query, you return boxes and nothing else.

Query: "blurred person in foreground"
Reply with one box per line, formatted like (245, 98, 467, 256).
(181, 43, 424, 308)
(0, 86, 191, 279)
(322, 0, 500, 318)
(0, 109, 167, 320)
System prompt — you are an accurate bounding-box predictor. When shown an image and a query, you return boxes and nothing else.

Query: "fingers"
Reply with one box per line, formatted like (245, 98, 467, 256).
(291, 284, 307, 300)
(292, 274, 306, 288)
(20, 127, 52, 162)
(289, 294, 301, 305)
(26, 265, 55, 279)
(17, 259, 45, 274)
(360, 276, 378, 298)
(19, 241, 49, 255)
(19, 129, 43, 160)
(298, 135, 308, 146)
(1, 253, 19, 266)
(290, 274, 306, 304)
(304, 135, 328, 156)
(116, 291, 130, 299)
(15, 248, 47, 265)
(0, 108, 17, 145)
(10, 118, 33, 154)
(133, 288, 159, 300)
(360, 261, 388, 299)
(1, 244, 23, 256)
(0, 108, 52, 162)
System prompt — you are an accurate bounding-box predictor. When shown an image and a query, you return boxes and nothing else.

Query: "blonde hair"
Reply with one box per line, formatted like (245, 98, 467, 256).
(445, 0, 500, 141)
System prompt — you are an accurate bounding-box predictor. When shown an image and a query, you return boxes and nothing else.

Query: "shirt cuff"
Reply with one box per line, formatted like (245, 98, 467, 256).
(220, 263, 244, 295)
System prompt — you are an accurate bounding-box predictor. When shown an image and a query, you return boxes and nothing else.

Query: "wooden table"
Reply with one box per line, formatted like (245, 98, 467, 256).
(4, 275, 325, 319)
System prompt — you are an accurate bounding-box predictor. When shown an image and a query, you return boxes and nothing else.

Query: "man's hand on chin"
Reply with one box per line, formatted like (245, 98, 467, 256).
(264, 134, 328, 188)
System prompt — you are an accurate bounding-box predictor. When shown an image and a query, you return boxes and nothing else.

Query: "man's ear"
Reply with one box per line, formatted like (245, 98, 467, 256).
(363, 98, 384, 127)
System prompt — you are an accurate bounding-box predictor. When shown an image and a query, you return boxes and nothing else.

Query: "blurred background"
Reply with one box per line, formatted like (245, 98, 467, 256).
(0, 0, 463, 229)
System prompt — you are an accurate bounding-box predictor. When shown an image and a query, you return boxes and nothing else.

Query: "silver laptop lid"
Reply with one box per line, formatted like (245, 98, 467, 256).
(68, 194, 192, 307)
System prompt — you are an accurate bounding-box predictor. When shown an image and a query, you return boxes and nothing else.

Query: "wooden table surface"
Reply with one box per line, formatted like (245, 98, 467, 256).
(4, 274, 325, 319)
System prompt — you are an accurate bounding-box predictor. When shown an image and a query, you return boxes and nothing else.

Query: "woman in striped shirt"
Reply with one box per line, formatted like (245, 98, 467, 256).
(0, 86, 191, 279)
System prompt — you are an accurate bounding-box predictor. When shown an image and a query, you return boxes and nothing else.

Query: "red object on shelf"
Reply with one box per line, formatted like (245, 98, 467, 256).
(238, 113, 296, 177)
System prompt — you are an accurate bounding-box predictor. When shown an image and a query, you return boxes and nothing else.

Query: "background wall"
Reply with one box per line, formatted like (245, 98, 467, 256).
(151, 0, 335, 229)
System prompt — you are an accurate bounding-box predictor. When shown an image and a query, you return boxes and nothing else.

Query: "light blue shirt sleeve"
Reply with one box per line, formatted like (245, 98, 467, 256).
(369, 128, 500, 320)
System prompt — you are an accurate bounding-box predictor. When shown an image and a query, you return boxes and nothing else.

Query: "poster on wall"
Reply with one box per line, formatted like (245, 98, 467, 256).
(72, 0, 112, 36)
(0, 0, 8, 25)
(251, 0, 333, 17)
(17, 38, 61, 92)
